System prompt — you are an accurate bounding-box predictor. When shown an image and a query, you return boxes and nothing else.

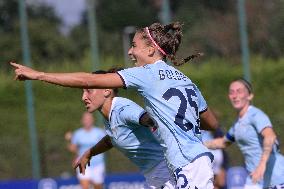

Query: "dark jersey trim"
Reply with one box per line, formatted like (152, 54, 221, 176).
(116, 72, 127, 89)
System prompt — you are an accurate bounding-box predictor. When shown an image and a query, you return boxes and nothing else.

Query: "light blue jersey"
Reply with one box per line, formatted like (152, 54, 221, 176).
(201, 130, 225, 174)
(72, 127, 106, 167)
(201, 130, 214, 142)
(226, 105, 284, 187)
(118, 60, 212, 171)
(105, 97, 165, 174)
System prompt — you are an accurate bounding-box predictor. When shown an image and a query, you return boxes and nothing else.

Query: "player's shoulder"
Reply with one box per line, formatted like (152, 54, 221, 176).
(113, 97, 134, 107)
(73, 128, 84, 136)
(112, 97, 137, 112)
(248, 105, 267, 118)
(119, 65, 147, 73)
(92, 127, 105, 134)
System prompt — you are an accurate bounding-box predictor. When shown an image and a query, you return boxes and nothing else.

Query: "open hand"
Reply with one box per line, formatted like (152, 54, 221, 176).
(250, 163, 266, 183)
(72, 151, 91, 175)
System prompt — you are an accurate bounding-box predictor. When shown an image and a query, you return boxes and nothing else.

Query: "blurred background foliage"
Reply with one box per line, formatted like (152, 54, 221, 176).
(1, 0, 284, 70)
(0, 0, 284, 179)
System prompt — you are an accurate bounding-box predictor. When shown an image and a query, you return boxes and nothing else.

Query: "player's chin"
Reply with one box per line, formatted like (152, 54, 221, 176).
(85, 106, 93, 113)
(232, 104, 243, 111)
(129, 58, 137, 64)
(132, 61, 138, 66)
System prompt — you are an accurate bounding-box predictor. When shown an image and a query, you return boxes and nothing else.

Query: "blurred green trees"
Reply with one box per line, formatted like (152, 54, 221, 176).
(0, 0, 77, 71)
(1, 0, 284, 71)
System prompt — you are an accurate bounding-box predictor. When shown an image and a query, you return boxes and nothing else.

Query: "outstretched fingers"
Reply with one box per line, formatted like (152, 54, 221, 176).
(73, 159, 87, 175)
(10, 62, 21, 69)
(10, 62, 23, 80)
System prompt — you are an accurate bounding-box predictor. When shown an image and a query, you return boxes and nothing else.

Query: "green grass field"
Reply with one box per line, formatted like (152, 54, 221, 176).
(1, 56, 284, 179)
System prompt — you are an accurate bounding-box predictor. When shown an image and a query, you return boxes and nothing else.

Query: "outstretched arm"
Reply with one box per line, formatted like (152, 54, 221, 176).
(250, 127, 276, 183)
(10, 62, 124, 89)
(73, 135, 113, 174)
(204, 136, 232, 149)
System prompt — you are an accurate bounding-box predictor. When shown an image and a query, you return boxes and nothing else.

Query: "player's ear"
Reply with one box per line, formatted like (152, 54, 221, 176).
(148, 45, 155, 56)
(248, 93, 254, 101)
(104, 89, 112, 98)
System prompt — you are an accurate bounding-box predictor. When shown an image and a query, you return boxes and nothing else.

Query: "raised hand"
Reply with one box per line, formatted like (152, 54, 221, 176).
(10, 62, 43, 81)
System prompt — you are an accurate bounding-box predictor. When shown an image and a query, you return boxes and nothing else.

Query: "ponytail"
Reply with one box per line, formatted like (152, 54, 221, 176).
(173, 52, 204, 66)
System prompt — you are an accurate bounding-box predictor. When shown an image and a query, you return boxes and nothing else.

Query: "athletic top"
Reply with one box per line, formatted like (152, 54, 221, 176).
(105, 97, 165, 173)
(226, 105, 284, 187)
(118, 60, 212, 171)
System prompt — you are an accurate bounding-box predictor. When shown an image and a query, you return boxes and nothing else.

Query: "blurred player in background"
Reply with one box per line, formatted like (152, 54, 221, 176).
(65, 111, 106, 189)
(74, 69, 175, 189)
(11, 21, 219, 189)
(204, 79, 284, 189)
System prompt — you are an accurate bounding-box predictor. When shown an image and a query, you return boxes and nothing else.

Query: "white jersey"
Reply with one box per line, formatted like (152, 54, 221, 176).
(118, 60, 212, 171)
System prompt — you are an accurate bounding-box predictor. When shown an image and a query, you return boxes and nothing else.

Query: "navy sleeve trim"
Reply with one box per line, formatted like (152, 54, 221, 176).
(199, 107, 208, 114)
(116, 72, 127, 89)
(226, 133, 235, 142)
(138, 111, 147, 125)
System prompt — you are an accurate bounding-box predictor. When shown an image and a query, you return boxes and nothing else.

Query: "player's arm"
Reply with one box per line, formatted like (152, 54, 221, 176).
(139, 112, 157, 128)
(259, 127, 276, 165)
(200, 107, 219, 130)
(67, 143, 77, 154)
(10, 62, 124, 89)
(73, 135, 113, 174)
(250, 127, 276, 183)
(204, 136, 232, 149)
(64, 131, 78, 154)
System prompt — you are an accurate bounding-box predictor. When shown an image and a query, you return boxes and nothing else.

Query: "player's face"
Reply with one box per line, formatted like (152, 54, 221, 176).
(82, 88, 105, 113)
(81, 112, 94, 129)
(128, 32, 150, 67)
(228, 81, 252, 111)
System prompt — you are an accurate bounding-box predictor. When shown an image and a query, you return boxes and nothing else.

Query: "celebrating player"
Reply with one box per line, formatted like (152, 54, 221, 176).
(204, 79, 284, 188)
(74, 69, 175, 189)
(11, 22, 219, 189)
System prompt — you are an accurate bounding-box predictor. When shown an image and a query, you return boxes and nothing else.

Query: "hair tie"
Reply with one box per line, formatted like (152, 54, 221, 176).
(145, 27, 167, 56)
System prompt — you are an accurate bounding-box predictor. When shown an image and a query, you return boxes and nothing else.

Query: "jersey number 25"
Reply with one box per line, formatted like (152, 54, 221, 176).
(162, 88, 201, 134)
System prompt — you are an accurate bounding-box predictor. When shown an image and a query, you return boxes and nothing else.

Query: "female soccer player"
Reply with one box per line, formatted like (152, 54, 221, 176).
(204, 79, 284, 189)
(74, 70, 175, 189)
(11, 22, 219, 189)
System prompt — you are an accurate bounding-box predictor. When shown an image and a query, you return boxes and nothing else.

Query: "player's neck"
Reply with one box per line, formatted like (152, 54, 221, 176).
(148, 56, 163, 64)
(238, 104, 250, 118)
(100, 97, 114, 121)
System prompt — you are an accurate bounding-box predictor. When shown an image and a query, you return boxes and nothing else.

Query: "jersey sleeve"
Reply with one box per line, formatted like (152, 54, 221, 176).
(71, 131, 79, 145)
(251, 110, 272, 133)
(119, 102, 147, 125)
(225, 127, 235, 142)
(117, 66, 149, 89)
(97, 128, 106, 139)
(195, 86, 208, 113)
